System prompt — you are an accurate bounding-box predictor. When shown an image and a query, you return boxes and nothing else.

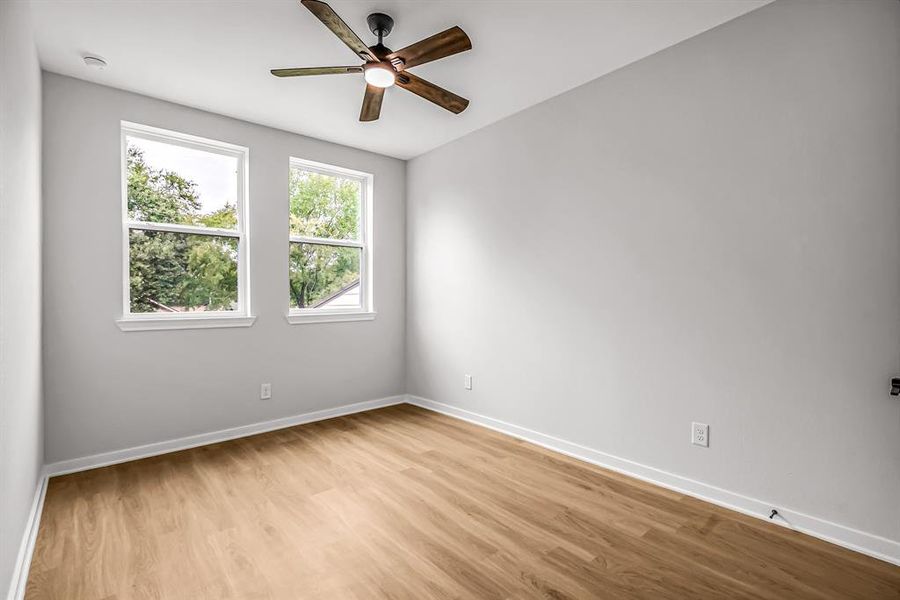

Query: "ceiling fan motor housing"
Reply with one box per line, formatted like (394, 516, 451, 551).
(369, 43, 394, 61)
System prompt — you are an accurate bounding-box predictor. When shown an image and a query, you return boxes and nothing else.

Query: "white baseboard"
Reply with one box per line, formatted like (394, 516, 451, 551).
(44, 395, 405, 477)
(406, 395, 900, 567)
(6, 470, 49, 600)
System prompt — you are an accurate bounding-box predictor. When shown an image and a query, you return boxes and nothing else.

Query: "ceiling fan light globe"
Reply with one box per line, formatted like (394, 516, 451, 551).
(364, 64, 396, 88)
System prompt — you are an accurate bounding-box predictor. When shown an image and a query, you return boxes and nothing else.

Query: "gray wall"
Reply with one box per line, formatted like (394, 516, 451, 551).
(42, 74, 406, 464)
(407, 0, 900, 543)
(0, 0, 44, 594)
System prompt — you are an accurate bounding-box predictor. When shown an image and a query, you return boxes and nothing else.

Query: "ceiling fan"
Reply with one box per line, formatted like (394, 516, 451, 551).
(271, 0, 471, 122)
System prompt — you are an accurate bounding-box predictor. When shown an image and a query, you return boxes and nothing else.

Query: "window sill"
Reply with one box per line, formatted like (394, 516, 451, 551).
(116, 314, 257, 332)
(285, 311, 376, 325)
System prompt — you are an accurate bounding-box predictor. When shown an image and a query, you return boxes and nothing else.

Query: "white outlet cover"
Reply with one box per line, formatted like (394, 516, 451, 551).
(464, 374, 473, 390)
(692, 422, 709, 447)
(261, 383, 272, 400)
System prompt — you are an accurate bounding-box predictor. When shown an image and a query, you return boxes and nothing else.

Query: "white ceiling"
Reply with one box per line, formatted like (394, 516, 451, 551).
(31, 0, 770, 159)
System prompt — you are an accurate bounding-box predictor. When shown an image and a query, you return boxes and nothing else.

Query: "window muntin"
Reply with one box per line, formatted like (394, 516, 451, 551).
(288, 159, 372, 317)
(122, 123, 249, 320)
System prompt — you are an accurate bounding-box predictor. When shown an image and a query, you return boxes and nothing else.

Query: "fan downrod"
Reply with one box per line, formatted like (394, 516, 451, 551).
(367, 13, 394, 44)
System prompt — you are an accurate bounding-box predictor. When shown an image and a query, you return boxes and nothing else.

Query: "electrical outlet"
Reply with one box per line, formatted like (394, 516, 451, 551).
(260, 383, 272, 400)
(464, 374, 473, 390)
(692, 422, 709, 447)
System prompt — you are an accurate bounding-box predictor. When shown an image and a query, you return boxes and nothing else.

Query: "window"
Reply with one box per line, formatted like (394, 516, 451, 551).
(287, 158, 373, 324)
(117, 122, 253, 331)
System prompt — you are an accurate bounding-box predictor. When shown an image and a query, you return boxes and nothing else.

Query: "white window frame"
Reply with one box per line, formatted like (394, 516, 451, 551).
(286, 157, 374, 324)
(116, 122, 254, 331)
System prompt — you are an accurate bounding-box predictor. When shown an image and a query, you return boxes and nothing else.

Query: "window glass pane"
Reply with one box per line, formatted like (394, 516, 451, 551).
(129, 229, 238, 313)
(126, 136, 238, 229)
(289, 243, 361, 309)
(289, 168, 361, 240)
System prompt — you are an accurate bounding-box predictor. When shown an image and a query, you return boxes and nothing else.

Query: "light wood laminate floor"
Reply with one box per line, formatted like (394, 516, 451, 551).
(26, 404, 900, 599)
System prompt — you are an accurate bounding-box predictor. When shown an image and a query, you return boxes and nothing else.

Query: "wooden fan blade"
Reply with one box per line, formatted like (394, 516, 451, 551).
(359, 84, 385, 122)
(396, 72, 469, 114)
(271, 66, 363, 77)
(300, 0, 378, 62)
(386, 26, 471, 70)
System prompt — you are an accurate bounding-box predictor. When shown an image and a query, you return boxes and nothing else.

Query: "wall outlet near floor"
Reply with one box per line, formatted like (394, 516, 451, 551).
(692, 422, 709, 447)
(260, 383, 272, 400)
(464, 374, 473, 390)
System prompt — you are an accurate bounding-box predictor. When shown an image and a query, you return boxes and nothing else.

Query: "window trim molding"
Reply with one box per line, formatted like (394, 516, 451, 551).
(287, 157, 374, 324)
(116, 314, 257, 332)
(284, 311, 376, 325)
(119, 121, 253, 330)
